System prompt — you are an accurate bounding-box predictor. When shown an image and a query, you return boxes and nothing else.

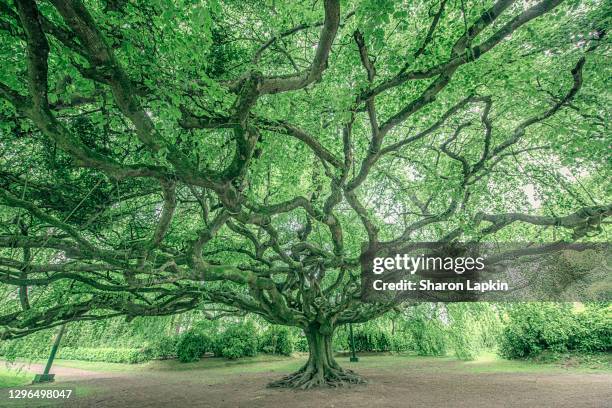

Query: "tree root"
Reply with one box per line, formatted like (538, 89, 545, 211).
(268, 365, 366, 389)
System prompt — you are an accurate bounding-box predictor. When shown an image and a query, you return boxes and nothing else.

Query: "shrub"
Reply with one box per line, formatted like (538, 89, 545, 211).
(332, 330, 349, 351)
(149, 336, 178, 359)
(406, 317, 447, 356)
(213, 322, 259, 359)
(498, 304, 574, 359)
(294, 334, 309, 352)
(0, 336, 50, 361)
(570, 307, 611, 353)
(177, 331, 211, 363)
(374, 331, 392, 351)
(449, 329, 481, 360)
(350, 329, 392, 352)
(498, 303, 611, 359)
(58, 347, 149, 363)
(389, 333, 412, 352)
(259, 326, 294, 355)
(351, 332, 370, 352)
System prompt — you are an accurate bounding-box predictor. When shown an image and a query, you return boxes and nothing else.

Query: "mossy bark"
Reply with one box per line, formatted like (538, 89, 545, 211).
(268, 324, 365, 389)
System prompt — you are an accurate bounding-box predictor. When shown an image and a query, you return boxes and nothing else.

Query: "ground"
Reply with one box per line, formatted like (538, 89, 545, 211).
(1, 353, 610, 407)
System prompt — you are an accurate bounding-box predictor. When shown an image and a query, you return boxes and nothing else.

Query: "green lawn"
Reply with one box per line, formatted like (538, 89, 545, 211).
(0, 352, 609, 407)
(0, 365, 94, 408)
(457, 352, 612, 374)
(0, 367, 30, 388)
(7, 351, 611, 378)
(6, 350, 611, 377)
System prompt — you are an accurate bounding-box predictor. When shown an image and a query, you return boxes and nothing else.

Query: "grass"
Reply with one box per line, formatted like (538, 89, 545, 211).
(145, 354, 298, 372)
(0, 352, 609, 406)
(6, 350, 611, 375)
(5, 358, 139, 373)
(137, 351, 611, 378)
(7, 351, 610, 377)
(0, 367, 30, 388)
(0, 364, 95, 408)
(0, 383, 95, 408)
(449, 352, 612, 374)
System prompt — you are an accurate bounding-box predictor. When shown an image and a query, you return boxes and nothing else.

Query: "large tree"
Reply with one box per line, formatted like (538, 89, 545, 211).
(0, 0, 610, 388)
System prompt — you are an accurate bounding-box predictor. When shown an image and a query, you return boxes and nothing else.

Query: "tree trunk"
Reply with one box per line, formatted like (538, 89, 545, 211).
(268, 324, 365, 389)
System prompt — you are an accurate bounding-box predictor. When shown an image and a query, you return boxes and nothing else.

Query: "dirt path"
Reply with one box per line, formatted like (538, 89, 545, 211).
(4, 358, 611, 408)
(2, 361, 116, 380)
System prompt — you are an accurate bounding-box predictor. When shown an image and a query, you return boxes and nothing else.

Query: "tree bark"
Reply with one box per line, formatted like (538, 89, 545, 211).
(268, 323, 365, 389)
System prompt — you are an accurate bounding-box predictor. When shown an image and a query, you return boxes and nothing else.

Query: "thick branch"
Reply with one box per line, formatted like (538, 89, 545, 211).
(259, 0, 340, 94)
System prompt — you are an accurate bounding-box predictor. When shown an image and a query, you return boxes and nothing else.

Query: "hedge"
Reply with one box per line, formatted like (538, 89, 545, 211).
(58, 347, 151, 364)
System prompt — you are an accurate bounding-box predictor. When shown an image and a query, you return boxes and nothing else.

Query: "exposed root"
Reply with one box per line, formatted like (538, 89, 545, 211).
(268, 366, 366, 389)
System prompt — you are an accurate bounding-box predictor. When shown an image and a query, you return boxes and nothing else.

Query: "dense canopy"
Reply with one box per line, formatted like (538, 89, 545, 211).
(0, 0, 610, 387)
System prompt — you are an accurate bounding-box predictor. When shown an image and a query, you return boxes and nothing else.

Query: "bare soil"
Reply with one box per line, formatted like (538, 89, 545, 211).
(4, 358, 611, 408)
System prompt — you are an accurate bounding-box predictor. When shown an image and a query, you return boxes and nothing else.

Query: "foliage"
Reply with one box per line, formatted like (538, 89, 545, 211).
(148, 336, 179, 360)
(498, 303, 611, 359)
(405, 316, 448, 357)
(447, 303, 502, 360)
(0, 332, 52, 362)
(58, 347, 151, 364)
(351, 330, 392, 352)
(212, 322, 259, 360)
(177, 331, 212, 363)
(0, 0, 609, 388)
(294, 334, 309, 353)
(570, 306, 612, 352)
(0, 314, 186, 362)
(259, 326, 294, 356)
(333, 304, 502, 357)
(0, 0, 608, 340)
(389, 333, 412, 353)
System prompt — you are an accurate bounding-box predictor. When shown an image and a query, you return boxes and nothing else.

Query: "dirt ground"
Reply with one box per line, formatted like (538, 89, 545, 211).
(3, 357, 611, 408)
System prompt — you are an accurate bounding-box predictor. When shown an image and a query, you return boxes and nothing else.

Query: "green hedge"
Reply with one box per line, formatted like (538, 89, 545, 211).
(58, 347, 151, 363)
(498, 303, 611, 359)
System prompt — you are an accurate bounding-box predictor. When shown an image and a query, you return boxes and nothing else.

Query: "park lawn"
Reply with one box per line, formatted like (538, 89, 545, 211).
(10, 351, 612, 377)
(31, 358, 143, 373)
(0, 364, 95, 408)
(0, 353, 610, 407)
(0, 367, 30, 388)
(457, 352, 612, 374)
(0, 382, 95, 408)
(11, 351, 612, 377)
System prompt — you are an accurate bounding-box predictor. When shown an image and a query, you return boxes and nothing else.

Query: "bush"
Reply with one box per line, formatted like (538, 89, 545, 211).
(148, 336, 178, 359)
(0, 335, 50, 361)
(58, 347, 150, 363)
(294, 334, 309, 352)
(446, 304, 501, 360)
(350, 330, 392, 352)
(390, 333, 412, 352)
(449, 328, 481, 360)
(213, 322, 259, 359)
(406, 317, 447, 356)
(259, 326, 294, 355)
(498, 303, 576, 359)
(177, 331, 211, 363)
(570, 307, 612, 352)
(498, 303, 611, 359)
